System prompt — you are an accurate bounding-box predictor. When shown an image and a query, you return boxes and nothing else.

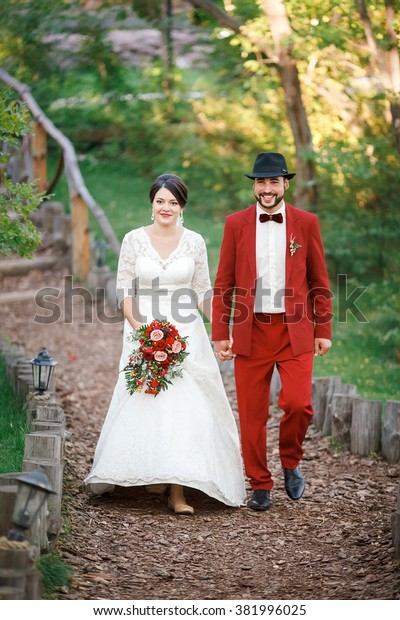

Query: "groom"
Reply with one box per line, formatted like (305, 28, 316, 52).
(212, 152, 332, 510)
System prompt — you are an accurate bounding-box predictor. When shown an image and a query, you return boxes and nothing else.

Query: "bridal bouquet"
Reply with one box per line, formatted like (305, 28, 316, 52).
(122, 320, 189, 397)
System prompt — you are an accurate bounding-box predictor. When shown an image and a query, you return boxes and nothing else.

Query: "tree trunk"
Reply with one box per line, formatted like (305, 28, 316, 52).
(357, 0, 400, 156)
(188, 0, 317, 209)
(260, 0, 317, 210)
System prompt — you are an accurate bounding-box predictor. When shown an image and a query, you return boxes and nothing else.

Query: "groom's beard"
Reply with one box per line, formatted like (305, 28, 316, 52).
(254, 190, 285, 210)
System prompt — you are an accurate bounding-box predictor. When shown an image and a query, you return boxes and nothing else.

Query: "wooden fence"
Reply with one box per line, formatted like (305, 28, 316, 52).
(0, 68, 120, 281)
(0, 342, 68, 599)
(312, 375, 400, 463)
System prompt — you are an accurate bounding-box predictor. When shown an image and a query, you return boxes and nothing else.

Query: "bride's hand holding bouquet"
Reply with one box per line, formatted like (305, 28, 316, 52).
(122, 320, 189, 397)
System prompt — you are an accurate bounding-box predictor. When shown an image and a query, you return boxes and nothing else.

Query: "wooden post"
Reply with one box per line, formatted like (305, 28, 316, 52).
(382, 400, 400, 464)
(30, 404, 65, 423)
(311, 376, 331, 431)
(10, 360, 30, 393)
(322, 375, 342, 436)
(0, 486, 18, 538)
(325, 383, 357, 439)
(350, 398, 382, 456)
(23, 458, 64, 516)
(0, 586, 24, 599)
(392, 485, 400, 557)
(0, 538, 40, 600)
(31, 421, 65, 436)
(16, 371, 33, 401)
(71, 193, 91, 281)
(24, 432, 63, 461)
(331, 393, 356, 451)
(36, 405, 65, 422)
(31, 121, 47, 194)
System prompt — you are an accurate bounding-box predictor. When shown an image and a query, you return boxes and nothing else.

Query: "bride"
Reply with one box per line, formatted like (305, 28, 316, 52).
(84, 173, 246, 514)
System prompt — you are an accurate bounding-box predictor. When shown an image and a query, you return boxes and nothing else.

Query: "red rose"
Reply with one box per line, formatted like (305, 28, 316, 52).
(153, 340, 167, 350)
(150, 379, 160, 388)
(165, 336, 175, 346)
(142, 347, 154, 360)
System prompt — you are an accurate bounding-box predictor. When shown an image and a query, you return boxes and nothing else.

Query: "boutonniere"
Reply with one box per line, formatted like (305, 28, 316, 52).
(289, 234, 302, 257)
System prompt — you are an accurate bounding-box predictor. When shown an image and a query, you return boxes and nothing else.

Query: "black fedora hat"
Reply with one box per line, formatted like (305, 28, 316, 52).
(245, 152, 296, 179)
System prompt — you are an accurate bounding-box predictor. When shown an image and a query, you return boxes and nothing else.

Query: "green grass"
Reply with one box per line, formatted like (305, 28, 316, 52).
(38, 551, 74, 600)
(0, 358, 30, 473)
(313, 295, 400, 402)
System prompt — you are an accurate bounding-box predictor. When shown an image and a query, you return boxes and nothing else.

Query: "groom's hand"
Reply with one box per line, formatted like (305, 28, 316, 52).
(314, 338, 332, 356)
(213, 340, 235, 361)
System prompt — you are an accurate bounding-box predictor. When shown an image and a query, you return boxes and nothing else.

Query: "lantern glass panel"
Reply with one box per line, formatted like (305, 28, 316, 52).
(30, 347, 57, 393)
(12, 482, 47, 530)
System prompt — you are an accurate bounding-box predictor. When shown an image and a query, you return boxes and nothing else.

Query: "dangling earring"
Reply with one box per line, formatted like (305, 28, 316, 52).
(151, 208, 154, 221)
(179, 211, 184, 225)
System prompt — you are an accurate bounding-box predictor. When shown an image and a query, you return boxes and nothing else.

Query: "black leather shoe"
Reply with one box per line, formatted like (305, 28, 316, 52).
(283, 466, 305, 500)
(247, 490, 271, 511)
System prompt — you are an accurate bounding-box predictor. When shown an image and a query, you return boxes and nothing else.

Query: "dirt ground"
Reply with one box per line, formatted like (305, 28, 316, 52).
(1, 260, 400, 601)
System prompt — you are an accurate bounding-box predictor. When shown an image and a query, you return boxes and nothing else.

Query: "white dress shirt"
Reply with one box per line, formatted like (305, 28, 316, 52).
(254, 202, 286, 313)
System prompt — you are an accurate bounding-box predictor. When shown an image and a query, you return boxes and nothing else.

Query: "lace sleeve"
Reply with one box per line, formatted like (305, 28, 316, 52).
(116, 232, 137, 307)
(191, 235, 212, 307)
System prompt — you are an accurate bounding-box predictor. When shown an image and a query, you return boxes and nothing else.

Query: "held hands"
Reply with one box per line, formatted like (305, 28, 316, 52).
(214, 338, 235, 362)
(314, 338, 332, 357)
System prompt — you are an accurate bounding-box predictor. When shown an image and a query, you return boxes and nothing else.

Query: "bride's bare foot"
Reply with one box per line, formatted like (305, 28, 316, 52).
(168, 484, 194, 515)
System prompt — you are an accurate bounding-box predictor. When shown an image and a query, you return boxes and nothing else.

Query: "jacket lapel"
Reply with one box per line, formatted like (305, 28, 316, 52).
(285, 203, 299, 285)
(241, 205, 257, 281)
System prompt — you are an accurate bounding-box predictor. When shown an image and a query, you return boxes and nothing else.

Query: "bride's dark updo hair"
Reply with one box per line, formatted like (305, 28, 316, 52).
(149, 174, 188, 209)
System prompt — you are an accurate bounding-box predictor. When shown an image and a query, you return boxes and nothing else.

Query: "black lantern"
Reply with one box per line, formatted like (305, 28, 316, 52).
(7, 468, 56, 541)
(30, 347, 58, 393)
(93, 238, 108, 269)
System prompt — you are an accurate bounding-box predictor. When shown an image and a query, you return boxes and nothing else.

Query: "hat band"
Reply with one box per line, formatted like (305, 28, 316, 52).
(254, 167, 288, 175)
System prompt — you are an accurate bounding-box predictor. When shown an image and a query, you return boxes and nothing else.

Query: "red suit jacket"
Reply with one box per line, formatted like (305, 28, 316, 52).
(212, 203, 332, 356)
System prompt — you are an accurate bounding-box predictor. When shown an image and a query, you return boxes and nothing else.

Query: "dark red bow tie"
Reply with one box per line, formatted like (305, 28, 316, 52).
(259, 212, 283, 223)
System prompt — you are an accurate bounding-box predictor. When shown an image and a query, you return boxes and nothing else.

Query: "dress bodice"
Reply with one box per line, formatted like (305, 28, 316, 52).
(116, 227, 212, 308)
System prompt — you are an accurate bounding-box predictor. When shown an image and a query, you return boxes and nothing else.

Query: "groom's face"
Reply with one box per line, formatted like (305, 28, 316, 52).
(254, 176, 289, 211)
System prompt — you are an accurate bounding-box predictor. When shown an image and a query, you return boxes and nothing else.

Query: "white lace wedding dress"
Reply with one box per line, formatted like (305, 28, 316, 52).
(84, 227, 246, 507)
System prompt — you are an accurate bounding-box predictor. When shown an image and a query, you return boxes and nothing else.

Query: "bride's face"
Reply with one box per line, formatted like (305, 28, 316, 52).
(152, 188, 183, 227)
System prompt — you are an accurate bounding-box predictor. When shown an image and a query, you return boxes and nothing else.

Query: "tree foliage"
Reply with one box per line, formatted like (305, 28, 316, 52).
(0, 90, 43, 257)
(0, 1, 399, 276)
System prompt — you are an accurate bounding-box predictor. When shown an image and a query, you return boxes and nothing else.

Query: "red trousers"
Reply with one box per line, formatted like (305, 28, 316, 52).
(234, 313, 314, 491)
